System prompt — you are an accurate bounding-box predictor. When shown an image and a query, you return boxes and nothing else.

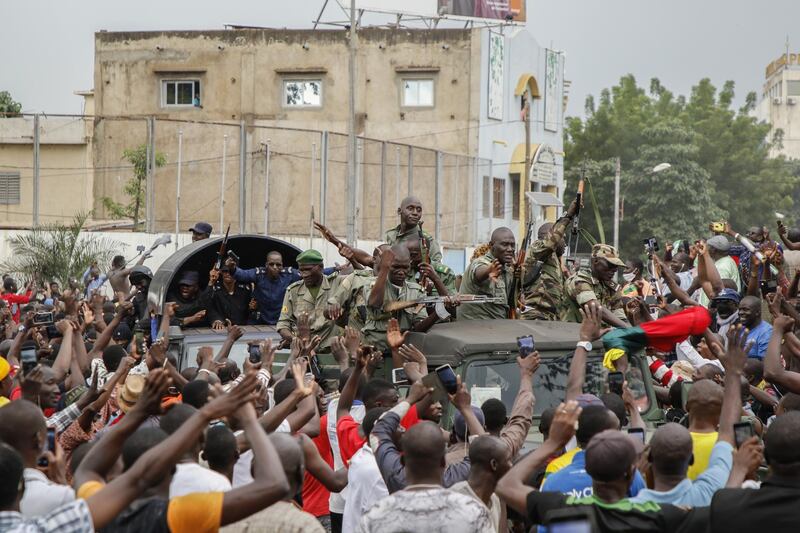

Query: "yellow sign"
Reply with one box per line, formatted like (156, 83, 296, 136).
(766, 53, 800, 78)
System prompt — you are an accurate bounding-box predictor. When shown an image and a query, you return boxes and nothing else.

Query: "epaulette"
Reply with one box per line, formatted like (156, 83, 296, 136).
(254, 267, 267, 275)
(286, 279, 304, 291)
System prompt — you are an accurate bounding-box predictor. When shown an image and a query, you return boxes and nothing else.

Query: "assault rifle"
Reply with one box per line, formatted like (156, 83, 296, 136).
(384, 295, 506, 313)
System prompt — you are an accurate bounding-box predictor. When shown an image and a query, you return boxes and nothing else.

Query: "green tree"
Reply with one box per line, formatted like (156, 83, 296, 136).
(0, 91, 22, 117)
(565, 75, 798, 257)
(0, 213, 123, 287)
(103, 145, 166, 229)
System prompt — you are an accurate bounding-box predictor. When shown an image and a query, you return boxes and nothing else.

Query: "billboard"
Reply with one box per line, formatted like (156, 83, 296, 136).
(438, 0, 526, 22)
(334, 1, 526, 22)
(544, 49, 563, 132)
(487, 32, 504, 120)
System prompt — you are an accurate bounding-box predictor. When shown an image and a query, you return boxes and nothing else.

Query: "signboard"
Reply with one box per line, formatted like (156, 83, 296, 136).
(438, 0, 526, 22)
(487, 31, 504, 120)
(544, 49, 563, 132)
(333, 1, 526, 22)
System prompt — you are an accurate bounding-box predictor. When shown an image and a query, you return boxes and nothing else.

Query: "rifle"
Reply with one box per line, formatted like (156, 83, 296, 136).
(384, 294, 506, 313)
(507, 220, 534, 319)
(569, 162, 586, 256)
(418, 220, 430, 286)
(214, 224, 231, 272)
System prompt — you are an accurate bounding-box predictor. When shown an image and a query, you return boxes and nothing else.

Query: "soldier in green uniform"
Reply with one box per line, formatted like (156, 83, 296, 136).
(561, 243, 628, 327)
(363, 244, 440, 352)
(385, 196, 443, 263)
(458, 227, 516, 320)
(325, 245, 385, 331)
(276, 249, 342, 352)
(521, 200, 578, 320)
(404, 239, 456, 295)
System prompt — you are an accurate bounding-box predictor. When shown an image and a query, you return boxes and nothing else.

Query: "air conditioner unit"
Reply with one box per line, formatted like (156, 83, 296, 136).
(788, 97, 797, 105)
(774, 97, 783, 105)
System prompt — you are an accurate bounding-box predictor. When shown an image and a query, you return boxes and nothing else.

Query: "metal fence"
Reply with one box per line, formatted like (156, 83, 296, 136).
(1, 114, 490, 248)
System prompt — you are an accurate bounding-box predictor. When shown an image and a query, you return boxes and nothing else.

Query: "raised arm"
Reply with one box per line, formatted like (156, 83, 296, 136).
(368, 248, 393, 310)
(716, 325, 748, 445)
(299, 433, 348, 493)
(88, 303, 131, 359)
(764, 315, 800, 393)
(496, 401, 581, 514)
(566, 303, 610, 401)
(450, 376, 487, 438)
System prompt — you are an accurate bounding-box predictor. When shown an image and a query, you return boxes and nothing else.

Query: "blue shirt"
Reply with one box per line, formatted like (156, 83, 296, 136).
(233, 266, 336, 324)
(541, 449, 646, 499)
(745, 320, 773, 360)
(630, 441, 733, 507)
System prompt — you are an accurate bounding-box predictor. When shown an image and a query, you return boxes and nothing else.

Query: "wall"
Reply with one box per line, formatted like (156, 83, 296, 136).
(757, 66, 800, 159)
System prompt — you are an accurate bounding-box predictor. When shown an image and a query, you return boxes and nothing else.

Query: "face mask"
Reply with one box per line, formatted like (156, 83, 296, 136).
(622, 272, 636, 283)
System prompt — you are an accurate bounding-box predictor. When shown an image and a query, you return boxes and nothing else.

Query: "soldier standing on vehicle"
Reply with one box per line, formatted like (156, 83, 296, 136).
(521, 200, 579, 321)
(363, 244, 440, 352)
(277, 249, 342, 351)
(458, 227, 516, 320)
(385, 196, 443, 263)
(562, 244, 628, 327)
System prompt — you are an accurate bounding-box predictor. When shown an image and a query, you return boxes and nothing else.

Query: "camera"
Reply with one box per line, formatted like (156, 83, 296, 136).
(643, 237, 659, 256)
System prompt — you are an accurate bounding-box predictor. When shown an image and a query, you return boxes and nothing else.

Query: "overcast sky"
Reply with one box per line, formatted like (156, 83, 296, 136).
(2, 0, 798, 118)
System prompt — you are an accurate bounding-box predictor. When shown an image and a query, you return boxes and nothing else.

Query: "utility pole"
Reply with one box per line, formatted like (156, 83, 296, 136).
(263, 141, 271, 235)
(175, 130, 183, 250)
(346, 0, 358, 243)
(519, 92, 531, 239)
(220, 134, 228, 233)
(613, 156, 621, 251)
(32, 114, 40, 226)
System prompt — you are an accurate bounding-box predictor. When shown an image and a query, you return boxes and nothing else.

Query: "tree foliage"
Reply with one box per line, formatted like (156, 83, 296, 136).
(102, 144, 166, 229)
(0, 213, 123, 287)
(0, 91, 22, 117)
(565, 75, 798, 257)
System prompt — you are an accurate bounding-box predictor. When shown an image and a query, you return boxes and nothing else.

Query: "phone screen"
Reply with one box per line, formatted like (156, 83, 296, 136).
(547, 519, 592, 533)
(248, 344, 262, 363)
(392, 368, 409, 385)
(608, 372, 624, 396)
(435, 364, 458, 394)
(627, 427, 646, 445)
(516, 335, 535, 358)
(21, 348, 37, 374)
(734, 422, 754, 448)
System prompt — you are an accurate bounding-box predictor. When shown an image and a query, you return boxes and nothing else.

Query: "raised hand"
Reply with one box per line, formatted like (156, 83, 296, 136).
(259, 339, 276, 371)
(297, 312, 311, 342)
(133, 369, 172, 416)
(488, 260, 503, 282)
(721, 324, 753, 374)
(325, 303, 344, 321)
(344, 325, 361, 356)
(399, 343, 427, 367)
(330, 336, 349, 367)
(386, 318, 409, 350)
(291, 360, 314, 397)
(448, 375, 471, 411)
(546, 401, 582, 447)
(773, 313, 795, 334)
(227, 324, 245, 342)
(406, 380, 433, 405)
(518, 352, 540, 377)
(578, 302, 611, 342)
(201, 371, 258, 420)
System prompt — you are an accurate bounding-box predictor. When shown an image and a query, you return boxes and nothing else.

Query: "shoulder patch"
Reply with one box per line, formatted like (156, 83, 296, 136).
(255, 267, 267, 275)
(286, 279, 303, 290)
(434, 263, 452, 274)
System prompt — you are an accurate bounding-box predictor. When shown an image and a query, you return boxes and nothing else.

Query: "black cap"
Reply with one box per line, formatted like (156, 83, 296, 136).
(177, 271, 200, 286)
(188, 222, 213, 235)
(113, 323, 133, 342)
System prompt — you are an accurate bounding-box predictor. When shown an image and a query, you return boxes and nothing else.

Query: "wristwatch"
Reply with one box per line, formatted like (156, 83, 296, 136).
(576, 341, 592, 352)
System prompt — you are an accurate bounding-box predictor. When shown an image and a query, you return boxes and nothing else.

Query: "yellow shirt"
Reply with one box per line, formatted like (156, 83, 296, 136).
(688, 431, 718, 480)
(541, 447, 581, 485)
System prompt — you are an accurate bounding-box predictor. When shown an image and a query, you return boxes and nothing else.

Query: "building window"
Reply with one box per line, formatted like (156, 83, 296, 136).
(493, 178, 506, 219)
(788, 81, 800, 97)
(482, 176, 491, 218)
(0, 172, 20, 204)
(161, 80, 201, 107)
(283, 80, 322, 107)
(510, 174, 520, 220)
(402, 79, 434, 107)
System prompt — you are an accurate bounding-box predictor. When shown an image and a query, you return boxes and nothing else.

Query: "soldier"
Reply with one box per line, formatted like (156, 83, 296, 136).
(363, 244, 440, 352)
(385, 196, 443, 263)
(277, 249, 342, 352)
(562, 243, 628, 327)
(326, 245, 384, 331)
(521, 200, 578, 320)
(458, 227, 516, 320)
(404, 239, 456, 296)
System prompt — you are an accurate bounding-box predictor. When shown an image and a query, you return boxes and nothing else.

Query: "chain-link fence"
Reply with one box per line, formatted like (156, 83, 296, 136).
(1, 114, 489, 248)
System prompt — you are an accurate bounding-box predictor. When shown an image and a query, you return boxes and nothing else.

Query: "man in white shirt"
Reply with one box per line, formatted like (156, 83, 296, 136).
(342, 408, 389, 533)
(0, 400, 75, 517)
(160, 404, 232, 497)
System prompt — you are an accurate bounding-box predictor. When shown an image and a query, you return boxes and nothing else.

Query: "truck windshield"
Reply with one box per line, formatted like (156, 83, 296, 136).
(463, 352, 649, 416)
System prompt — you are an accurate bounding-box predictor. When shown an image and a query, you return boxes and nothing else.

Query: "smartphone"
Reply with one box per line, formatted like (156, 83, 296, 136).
(135, 331, 146, 356)
(516, 335, 535, 358)
(545, 508, 596, 533)
(760, 279, 778, 296)
(734, 421, 755, 448)
(248, 343, 262, 364)
(21, 347, 37, 375)
(37, 427, 56, 467)
(627, 427, 646, 445)
(608, 371, 624, 396)
(711, 222, 725, 233)
(32, 311, 54, 326)
(392, 367, 409, 385)
(434, 364, 458, 395)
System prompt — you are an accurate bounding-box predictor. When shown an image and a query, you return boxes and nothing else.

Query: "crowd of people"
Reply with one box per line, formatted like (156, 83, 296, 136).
(2, 194, 800, 532)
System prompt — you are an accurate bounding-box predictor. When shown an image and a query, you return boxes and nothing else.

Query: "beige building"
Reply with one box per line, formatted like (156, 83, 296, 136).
(0, 94, 95, 227)
(756, 50, 800, 158)
(91, 26, 566, 269)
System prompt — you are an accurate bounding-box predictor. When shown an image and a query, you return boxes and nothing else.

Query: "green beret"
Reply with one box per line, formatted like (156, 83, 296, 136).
(296, 249, 324, 265)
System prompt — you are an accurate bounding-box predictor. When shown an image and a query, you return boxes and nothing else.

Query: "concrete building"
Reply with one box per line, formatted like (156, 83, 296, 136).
(0, 95, 95, 227)
(90, 25, 565, 269)
(756, 50, 800, 158)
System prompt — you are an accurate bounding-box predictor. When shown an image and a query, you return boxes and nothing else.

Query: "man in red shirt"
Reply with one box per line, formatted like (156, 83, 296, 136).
(1, 278, 31, 323)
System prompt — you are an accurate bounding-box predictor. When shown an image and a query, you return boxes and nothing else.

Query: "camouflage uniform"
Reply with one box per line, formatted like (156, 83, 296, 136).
(277, 273, 343, 352)
(385, 224, 443, 263)
(363, 279, 428, 352)
(562, 243, 627, 323)
(407, 262, 457, 296)
(521, 216, 571, 321)
(328, 269, 375, 331)
(457, 252, 512, 320)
